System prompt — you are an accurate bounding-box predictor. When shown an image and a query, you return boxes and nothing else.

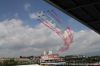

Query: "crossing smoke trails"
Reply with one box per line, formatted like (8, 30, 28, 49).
(31, 10, 73, 53)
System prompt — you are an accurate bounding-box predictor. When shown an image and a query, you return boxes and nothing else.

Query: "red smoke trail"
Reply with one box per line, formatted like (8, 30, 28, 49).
(66, 27, 73, 43)
(58, 27, 73, 53)
(43, 21, 64, 40)
(36, 11, 73, 53)
(38, 18, 64, 41)
(39, 19, 73, 53)
(47, 10, 62, 23)
(58, 46, 69, 52)
(42, 21, 70, 53)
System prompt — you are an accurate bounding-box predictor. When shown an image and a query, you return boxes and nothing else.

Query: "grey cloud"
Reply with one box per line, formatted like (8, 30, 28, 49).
(62, 30, 100, 56)
(0, 19, 62, 57)
(0, 18, 100, 57)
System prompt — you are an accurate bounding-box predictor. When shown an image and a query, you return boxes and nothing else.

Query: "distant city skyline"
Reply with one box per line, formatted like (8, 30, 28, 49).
(0, 0, 100, 57)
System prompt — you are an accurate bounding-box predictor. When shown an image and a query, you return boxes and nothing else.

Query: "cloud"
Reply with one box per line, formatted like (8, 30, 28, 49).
(24, 3, 31, 11)
(29, 12, 100, 56)
(0, 18, 62, 57)
(0, 18, 100, 57)
(63, 30, 100, 56)
(30, 13, 39, 20)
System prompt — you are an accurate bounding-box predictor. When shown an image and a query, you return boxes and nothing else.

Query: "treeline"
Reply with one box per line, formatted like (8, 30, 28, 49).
(63, 55, 100, 63)
(0, 58, 31, 66)
(0, 59, 18, 66)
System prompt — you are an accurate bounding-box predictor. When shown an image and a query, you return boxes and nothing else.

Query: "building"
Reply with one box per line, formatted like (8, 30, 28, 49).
(40, 51, 66, 66)
(16, 64, 40, 66)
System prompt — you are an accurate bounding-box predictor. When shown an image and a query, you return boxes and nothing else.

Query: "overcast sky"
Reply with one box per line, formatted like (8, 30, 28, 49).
(0, 0, 100, 57)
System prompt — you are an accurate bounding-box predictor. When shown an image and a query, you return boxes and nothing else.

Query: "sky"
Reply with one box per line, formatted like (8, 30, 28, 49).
(0, 0, 100, 57)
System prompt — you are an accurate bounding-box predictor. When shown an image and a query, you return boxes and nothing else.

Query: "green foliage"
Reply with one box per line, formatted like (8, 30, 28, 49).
(64, 55, 100, 64)
(0, 58, 18, 66)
